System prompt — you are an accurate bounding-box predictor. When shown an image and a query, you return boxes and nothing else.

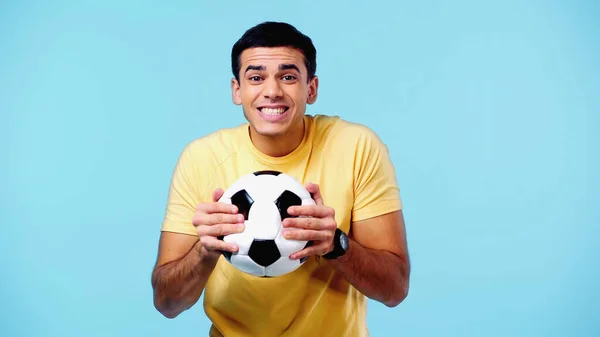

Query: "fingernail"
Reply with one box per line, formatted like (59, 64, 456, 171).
(237, 214, 244, 222)
(284, 230, 293, 239)
(237, 223, 245, 230)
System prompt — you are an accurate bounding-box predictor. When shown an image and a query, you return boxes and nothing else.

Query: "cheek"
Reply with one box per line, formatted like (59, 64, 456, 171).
(282, 88, 301, 103)
(291, 85, 310, 100)
(241, 87, 260, 102)
(291, 93, 309, 107)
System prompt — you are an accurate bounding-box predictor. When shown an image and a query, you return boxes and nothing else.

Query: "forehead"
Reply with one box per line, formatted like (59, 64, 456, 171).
(240, 47, 306, 71)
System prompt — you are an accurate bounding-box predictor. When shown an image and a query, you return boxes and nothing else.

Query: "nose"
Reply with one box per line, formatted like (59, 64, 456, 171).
(262, 77, 283, 99)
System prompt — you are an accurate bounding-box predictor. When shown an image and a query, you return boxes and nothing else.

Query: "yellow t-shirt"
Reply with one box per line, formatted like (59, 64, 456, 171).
(161, 114, 402, 337)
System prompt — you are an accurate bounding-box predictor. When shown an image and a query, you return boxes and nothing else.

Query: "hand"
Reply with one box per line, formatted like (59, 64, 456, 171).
(281, 182, 337, 261)
(192, 188, 245, 259)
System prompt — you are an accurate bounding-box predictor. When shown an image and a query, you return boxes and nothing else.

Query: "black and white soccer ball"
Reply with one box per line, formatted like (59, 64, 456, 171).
(217, 170, 315, 277)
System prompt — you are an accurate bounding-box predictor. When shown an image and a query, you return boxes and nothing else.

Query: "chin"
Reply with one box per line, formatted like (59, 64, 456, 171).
(252, 124, 290, 138)
(245, 106, 304, 139)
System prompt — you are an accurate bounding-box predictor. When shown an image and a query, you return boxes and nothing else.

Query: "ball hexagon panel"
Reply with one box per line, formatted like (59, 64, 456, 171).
(246, 174, 282, 203)
(301, 198, 317, 207)
(265, 256, 302, 277)
(274, 173, 312, 200)
(246, 200, 282, 240)
(221, 229, 255, 256)
(274, 225, 309, 258)
(220, 174, 258, 200)
(229, 254, 265, 277)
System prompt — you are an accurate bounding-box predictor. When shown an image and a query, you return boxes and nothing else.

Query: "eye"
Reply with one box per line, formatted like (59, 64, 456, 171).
(282, 75, 296, 81)
(249, 76, 262, 82)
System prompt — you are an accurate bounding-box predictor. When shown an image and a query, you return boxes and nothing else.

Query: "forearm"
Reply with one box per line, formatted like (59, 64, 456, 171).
(327, 239, 410, 307)
(151, 242, 218, 318)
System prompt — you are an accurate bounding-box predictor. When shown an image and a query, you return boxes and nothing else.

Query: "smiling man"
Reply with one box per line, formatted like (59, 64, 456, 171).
(151, 21, 411, 337)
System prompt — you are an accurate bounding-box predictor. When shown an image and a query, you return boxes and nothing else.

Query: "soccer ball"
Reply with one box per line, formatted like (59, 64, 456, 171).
(217, 170, 315, 277)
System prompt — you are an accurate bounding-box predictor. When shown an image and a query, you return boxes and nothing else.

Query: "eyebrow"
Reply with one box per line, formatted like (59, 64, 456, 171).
(245, 65, 265, 73)
(244, 63, 300, 73)
(279, 63, 300, 72)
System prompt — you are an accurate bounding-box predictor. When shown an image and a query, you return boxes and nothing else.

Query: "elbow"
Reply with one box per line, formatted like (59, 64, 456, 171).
(154, 298, 176, 319)
(154, 300, 182, 319)
(159, 310, 179, 319)
(384, 288, 408, 308)
(383, 267, 410, 308)
(153, 292, 186, 319)
(151, 275, 187, 319)
(384, 300, 401, 308)
(383, 284, 409, 308)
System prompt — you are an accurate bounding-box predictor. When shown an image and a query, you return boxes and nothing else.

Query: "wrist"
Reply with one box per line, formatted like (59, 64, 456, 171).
(323, 228, 350, 260)
(195, 242, 219, 266)
(329, 239, 352, 264)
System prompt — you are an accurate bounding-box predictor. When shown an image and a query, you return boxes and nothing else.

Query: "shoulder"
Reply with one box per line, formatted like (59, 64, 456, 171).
(182, 123, 247, 162)
(172, 123, 248, 180)
(311, 114, 386, 151)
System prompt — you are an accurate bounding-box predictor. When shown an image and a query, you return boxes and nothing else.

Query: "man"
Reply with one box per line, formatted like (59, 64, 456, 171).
(151, 21, 410, 337)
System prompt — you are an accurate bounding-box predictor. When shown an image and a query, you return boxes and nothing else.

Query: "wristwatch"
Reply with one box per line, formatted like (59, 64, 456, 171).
(323, 228, 350, 260)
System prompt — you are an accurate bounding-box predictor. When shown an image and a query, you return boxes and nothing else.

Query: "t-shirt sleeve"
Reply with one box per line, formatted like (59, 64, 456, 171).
(351, 126, 403, 222)
(161, 141, 205, 236)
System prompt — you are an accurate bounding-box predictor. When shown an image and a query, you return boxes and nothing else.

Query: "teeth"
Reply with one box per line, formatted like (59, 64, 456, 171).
(261, 107, 286, 115)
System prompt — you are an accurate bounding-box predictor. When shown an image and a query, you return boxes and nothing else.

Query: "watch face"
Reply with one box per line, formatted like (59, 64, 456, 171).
(339, 232, 349, 251)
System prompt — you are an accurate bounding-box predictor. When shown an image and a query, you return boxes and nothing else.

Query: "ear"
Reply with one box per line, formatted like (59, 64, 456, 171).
(231, 78, 242, 105)
(307, 75, 319, 105)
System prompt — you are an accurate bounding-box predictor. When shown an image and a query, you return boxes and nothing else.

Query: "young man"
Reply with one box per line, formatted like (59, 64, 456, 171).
(151, 21, 410, 337)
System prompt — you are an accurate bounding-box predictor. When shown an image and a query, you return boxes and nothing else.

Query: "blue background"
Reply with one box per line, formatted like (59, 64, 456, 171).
(1, 0, 598, 336)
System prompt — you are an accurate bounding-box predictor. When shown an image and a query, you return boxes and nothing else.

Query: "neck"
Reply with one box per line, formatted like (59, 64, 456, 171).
(249, 121, 305, 157)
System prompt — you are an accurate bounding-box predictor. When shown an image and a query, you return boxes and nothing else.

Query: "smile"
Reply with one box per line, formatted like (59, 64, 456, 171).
(258, 107, 289, 115)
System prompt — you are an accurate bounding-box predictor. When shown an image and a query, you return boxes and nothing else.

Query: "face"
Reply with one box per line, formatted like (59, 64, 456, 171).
(231, 47, 318, 140)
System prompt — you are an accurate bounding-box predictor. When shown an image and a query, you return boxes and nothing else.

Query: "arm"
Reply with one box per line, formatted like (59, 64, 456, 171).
(326, 210, 410, 307)
(285, 126, 410, 307)
(152, 140, 231, 318)
(151, 140, 210, 319)
(151, 232, 219, 318)
(285, 185, 410, 307)
(152, 186, 243, 319)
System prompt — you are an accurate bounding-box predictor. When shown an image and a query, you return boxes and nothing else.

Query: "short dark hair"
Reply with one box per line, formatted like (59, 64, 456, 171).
(231, 21, 317, 82)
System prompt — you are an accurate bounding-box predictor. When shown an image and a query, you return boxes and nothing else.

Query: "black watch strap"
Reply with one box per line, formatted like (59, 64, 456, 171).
(323, 228, 349, 260)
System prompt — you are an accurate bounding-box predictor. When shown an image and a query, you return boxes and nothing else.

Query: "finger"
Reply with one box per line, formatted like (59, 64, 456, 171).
(282, 217, 327, 230)
(290, 241, 330, 260)
(282, 228, 332, 242)
(200, 235, 239, 253)
(282, 217, 317, 229)
(305, 182, 323, 205)
(212, 188, 225, 202)
(286, 205, 334, 219)
(193, 212, 244, 226)
(196, 202, 239, 215)
(197, 222, 245, 237)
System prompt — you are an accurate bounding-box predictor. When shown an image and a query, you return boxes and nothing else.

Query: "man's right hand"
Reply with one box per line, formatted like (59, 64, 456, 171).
(192, 188, 245, 261)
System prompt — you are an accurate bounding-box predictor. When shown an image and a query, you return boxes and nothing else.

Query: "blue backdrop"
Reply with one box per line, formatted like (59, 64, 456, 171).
(1, 1, 598, 336)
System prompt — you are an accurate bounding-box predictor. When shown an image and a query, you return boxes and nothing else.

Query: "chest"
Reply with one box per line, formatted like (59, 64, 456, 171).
(206, 149, 356, 233)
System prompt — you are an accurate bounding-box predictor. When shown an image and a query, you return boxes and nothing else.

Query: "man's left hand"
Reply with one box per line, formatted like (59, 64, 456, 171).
(282, 182, 337, 260)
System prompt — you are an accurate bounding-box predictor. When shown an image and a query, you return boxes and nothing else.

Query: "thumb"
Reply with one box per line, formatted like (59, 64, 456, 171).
(212, 188, 225, 202)
(305, 182, 323, 206)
